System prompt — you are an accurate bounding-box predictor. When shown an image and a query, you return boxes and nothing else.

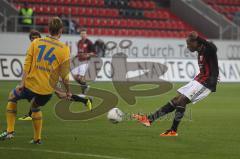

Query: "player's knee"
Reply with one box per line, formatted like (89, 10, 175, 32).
(172, 95, 188, 107)
(78, 76, 85, 83)
(78, 77, 87, 86)
(180, 95, 191, 106)
(171, 96, 181, 106)
(6, 102, 17, 113)
(74, 74, 82, 80)
(179, 98, 189, 107)
(31, 107, 42, 120)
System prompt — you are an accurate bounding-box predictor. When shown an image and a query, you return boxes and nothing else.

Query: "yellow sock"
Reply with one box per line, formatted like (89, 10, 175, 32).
(32, 111, 42, 141)
(6, 102, 17, 133)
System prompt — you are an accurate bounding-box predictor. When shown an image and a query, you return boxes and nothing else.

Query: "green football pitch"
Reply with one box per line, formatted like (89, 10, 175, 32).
(0, 81, 239, 159)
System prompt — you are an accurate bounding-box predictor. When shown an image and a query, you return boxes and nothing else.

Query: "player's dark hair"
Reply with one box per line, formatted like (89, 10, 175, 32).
(48, 17, 63, 36)
(29, 29, 41, 41)
(187, 36, 197, 43)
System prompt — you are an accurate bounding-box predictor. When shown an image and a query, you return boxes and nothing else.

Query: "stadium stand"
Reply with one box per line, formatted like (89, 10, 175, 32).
(10, 0, 197, 38)
(204, 0, 240, 24)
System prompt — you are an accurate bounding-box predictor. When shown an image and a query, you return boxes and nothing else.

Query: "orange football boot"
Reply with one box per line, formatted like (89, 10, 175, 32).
(160, 130, 178, 137)
(132, 114, 151, 127)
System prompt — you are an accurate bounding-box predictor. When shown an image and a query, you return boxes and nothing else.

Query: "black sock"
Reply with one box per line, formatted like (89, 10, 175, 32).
(171, 106, 186, 132)
(28, 109, 32, 117)
(71, 94, 88, 104)
(79, 81, 88, 94)
(148, 102, 176, 123)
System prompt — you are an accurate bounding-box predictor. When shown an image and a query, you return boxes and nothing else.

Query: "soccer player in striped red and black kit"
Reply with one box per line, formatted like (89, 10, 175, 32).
(133, 31, 219, 136)
(72, 28, 96, 94)
(194, 34, 219, 91)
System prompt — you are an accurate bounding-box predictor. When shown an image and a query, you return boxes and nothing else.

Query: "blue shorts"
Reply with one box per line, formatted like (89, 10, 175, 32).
(10, 87, 52, 106)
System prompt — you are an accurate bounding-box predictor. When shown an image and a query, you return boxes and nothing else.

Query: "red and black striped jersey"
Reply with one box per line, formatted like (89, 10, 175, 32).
(77, 38, 95, 61)
(194, 37, 219, 92)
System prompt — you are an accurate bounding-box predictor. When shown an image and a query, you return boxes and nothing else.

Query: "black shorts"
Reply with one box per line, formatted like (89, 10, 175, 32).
(10, 87, 52, 106)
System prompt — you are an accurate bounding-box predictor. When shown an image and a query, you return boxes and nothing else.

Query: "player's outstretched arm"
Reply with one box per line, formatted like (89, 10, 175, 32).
(59, 62, 72, 100)
(17, 41, 34, 91)
(61, 76, 71, 99)
(16, 72, 27, 92)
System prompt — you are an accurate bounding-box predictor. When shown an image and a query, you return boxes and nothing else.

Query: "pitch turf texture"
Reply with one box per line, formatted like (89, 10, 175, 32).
(0, 81, 239, 159)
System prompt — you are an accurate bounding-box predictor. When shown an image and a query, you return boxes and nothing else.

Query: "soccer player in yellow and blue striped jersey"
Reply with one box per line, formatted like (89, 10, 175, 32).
(18, 29, 41, 121)
(0, 17, 71, 144)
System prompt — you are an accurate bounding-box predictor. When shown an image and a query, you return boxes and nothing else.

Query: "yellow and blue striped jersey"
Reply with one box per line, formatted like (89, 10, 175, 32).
(24, 36, 70, 95)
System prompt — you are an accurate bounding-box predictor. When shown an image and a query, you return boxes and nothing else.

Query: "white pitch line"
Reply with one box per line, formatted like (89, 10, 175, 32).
(0, 147, 128, 159)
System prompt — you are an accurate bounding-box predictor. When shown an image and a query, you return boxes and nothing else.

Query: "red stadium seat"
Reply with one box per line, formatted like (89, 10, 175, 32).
(87, 28, 94, 35)
(107, 19, 114, 27)
(112, 19, 120, 27)
(100, 19, 107, 26)
(78, 17, 85, 25)
(49, 6, 57, 14)
(62, 0, 71, 4)
(98, 0, 105, 6)
(152, 20, 158, 29)
(71, 7, 78, 15)
(127, 19, 134, 28)
(99, 9, 107, 17)
(35, 16, 43, 25)
(158, 21, 166, 29)
(139, 20, 146, 28)
(85, 8, 93, 16)
(92, 18, 99, 26)
(120, 19, 127, 27)
(41, 0, 49, 3)
(63, 7, 71, 15)
(165, 21, 173, 30)
(56, 6, 64, 15)
(71, 0, 78, 5)
(101, 28, 107, 35)
(85, 0, 92, 6)
(92, 8, 98, 16)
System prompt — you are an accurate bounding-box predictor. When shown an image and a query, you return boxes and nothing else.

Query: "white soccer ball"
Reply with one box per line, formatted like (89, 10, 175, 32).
(107, 108, 124, 123)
